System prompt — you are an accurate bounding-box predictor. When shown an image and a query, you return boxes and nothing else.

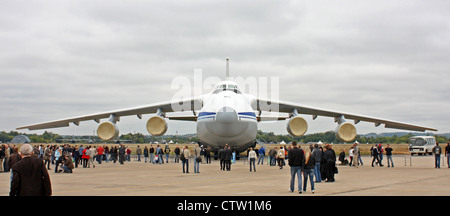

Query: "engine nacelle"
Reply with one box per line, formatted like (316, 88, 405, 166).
(97, 121, 119, 141)
(287, 116, 308, 137)
(147, 116, 168, 136)
(335, 122, 357, 142)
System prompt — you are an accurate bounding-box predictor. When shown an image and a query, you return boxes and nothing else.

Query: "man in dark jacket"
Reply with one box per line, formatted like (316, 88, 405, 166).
(10, 144, 52, 196)
(288, 141, 305, 194)
(118, 145, 126, 165)
(323, 144, 336, 182)
(371, 144, 382, 167)
(224, 145, 233, 171)
(218, 147, 226, 171)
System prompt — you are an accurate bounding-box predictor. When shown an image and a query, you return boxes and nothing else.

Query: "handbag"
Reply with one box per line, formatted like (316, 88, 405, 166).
(334, 166, 339, 174)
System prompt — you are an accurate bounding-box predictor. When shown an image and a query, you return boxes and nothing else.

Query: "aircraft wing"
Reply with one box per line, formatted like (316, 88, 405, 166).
(252, 98, 437, 132)
(17, 97, 203, 131)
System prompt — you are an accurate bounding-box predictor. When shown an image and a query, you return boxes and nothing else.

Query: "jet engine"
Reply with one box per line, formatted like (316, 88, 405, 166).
(97, 121, 119, 141)
(335, 122, 357, 142)
(287, 116, 308, 137)
(147, 115, 168, 136)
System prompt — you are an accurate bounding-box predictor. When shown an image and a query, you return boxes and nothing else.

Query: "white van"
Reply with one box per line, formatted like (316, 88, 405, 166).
(409, 136, 436, 156)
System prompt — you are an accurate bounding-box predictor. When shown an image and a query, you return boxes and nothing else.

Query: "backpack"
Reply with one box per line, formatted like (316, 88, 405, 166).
(180, 151, 185, 160)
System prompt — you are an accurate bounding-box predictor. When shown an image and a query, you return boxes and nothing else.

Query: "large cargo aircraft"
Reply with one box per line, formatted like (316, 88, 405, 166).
(17, 59, 437, 153)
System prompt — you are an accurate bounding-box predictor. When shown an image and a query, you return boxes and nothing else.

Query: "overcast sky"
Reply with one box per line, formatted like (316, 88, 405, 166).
(1, 0, 449, 137)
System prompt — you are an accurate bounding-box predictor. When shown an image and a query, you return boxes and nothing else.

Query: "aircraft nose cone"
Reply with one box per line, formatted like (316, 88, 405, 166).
(216, 106, 238, 124)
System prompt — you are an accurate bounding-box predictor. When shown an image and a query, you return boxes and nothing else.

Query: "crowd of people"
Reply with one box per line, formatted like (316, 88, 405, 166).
(3, 141, 449, 196)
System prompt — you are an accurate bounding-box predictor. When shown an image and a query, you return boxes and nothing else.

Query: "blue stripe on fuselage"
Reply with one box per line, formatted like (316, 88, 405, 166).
(197, 111, 257, 121)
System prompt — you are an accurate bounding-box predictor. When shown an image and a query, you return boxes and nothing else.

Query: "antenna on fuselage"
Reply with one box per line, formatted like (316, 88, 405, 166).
(225, 57, 230, 80)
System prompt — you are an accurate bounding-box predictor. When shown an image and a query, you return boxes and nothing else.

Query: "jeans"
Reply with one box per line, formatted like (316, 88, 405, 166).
(447, 153, 450, 168)
(290, 166, 302, 192)
(314, 162, 322, 182)
(435, 155, 441, 168)
(249, 158, 256, 172)
(62, 165, 72, 173)
(150, 153, 154, 164)
(303, 168, 315, 191)
(97, 155, 103, 164)
(258, 155, 265, 165)
(387, 155, 394, 167)
(270, 156, 276, 166)
(158, 154, 164, 164)
(194, 157, 200, 173)
(165, 153, 169, 163)
(182, 159, 189, 173)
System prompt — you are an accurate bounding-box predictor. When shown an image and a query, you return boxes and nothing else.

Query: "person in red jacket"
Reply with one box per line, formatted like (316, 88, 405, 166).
(97, 146, 104, 164)
(82, 147, 90, 168)
(126, 147, 132, 161)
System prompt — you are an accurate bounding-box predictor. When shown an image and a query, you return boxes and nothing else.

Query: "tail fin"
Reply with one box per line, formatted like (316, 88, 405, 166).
(225, 57, 230, 80)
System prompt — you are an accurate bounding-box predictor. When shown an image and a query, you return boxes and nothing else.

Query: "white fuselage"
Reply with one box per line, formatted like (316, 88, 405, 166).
(196, 89, 258, 153)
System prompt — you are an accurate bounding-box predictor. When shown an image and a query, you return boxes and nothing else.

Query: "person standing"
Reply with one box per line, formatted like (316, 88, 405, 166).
(288, 141, 304, 194)
(136, 145, 142, 162)
(258, 147, 266, 165)
(149, 145, 155, 164)
(164, 145, 171, 163)
(10, 144, 52, 196)
(43, 146, 52, 170)
(378, 143, 384, 165)
(54, 146, 62, 173)
(97, 145, 104, 164)
(82, 147, 90, 168)
(269, 148, 277, 166)
(118, 145, 125, 165)
(182, 146, 190, 173)
(277, 147, 286, 169)
(445, 142, 450, 168)
(7, 147, 21, 182)
(353, 142, 360, 168)
(193, 144, 201, 173)
(218, 146, 226, 171)
(248, 147, 257, 172)
(348, 147, 354, 167)
(174, 146, 180, 163)
(323, 144, 336, 182)
(371, 144, 382, 167)
(200, 145, 205, 164)
(225, 145, 233, 171)
(385, 144, 394, 168)
(205, 147, 211, 164)
(156, 145, 163, 164)
(143, 146, 149, 163)
(432, 142, 442, 168)
(312, 144, 322, 183)
(112, 146, 118, 163)
(303, 147, 315, 193)
(126, 147, 131, 162)
(88, 146, 96, 168)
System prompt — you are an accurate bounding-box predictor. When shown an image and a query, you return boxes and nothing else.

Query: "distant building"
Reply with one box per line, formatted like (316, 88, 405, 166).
(10, 135, 31, 143)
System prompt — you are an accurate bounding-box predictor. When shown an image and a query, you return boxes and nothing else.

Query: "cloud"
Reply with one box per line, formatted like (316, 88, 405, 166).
(1, 0, 449, 136)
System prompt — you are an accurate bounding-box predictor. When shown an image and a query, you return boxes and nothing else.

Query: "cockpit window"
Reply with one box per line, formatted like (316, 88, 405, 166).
(228, 84, 236, 89)
(213, 84, 241, 94)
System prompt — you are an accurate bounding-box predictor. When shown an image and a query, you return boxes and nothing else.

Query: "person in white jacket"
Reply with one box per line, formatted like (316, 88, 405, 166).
(248, 147, 257, 172)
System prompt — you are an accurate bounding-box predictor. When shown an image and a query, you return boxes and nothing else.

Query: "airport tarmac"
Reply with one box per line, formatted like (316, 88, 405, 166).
(1, 155, 449, 196)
